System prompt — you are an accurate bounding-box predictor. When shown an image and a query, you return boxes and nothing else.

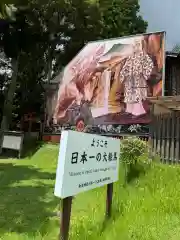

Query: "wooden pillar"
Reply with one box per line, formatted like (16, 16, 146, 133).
(161, 114, 166, 162)
(175, 114, 180, 162)
(152, 106, 157, 156)
(149, 103, 154, 159)
(163, 116, 167, 162)
(152, 119, 154, 153)
(170, 112, 176, 163)
(152, 116, 155, 154)
(169, 114, 173, 163)
(157, 115, 161, 155)
(154, 115, 157, 155)
(158, 115, 163, 160)
(60, 197, 73, 240)
(166, 114, 171, 162)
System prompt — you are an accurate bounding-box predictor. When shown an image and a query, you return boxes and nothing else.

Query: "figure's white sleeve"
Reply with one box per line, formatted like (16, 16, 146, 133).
(142, 54, 154, 80)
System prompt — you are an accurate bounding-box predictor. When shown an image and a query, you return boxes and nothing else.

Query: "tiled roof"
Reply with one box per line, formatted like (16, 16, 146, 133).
(172, 44, 180, 54)
(166, 44, 180, 57)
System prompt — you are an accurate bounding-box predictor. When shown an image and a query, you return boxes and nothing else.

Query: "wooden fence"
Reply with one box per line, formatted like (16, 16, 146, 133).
(103, 133, 149, 142)
(43, 132, 149, 144)
(151, 112, 180, 163)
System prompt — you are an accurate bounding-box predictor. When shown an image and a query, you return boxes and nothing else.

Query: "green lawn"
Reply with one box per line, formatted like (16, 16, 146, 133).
(1, 144, 180, 239)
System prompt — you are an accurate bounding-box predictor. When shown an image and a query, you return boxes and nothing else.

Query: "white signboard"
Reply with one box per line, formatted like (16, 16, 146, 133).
(54, 130, 120, 199)
(2, 135, 22, 150)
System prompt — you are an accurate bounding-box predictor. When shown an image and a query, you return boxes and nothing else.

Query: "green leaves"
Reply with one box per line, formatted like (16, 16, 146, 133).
(120, 137, 150, 183)
(0, 0, 147, 65)
(99, 0, 147, 39)
(0, 0, 148, 128)
(120, 137, 148, 166)
(0, 4, 17, 21)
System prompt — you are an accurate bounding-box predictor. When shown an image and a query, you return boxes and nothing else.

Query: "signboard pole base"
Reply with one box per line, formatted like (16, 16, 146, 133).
(60, 196, 73, 240)
(106, 183, 113, 218)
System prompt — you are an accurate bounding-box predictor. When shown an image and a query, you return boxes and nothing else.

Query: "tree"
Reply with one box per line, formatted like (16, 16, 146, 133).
(0, 4, 19, 152)
(98, 0, 147, 39)
(12, 46, 46, 127)
(0, 4, 17, 20)
(5, 0, 103, 130)
(0, 0, 148, 135)
(53, 0, 147, 71)
(0, 7, 20, 138)
(54, 0, 102, 69)
(0, 2, 50, 131)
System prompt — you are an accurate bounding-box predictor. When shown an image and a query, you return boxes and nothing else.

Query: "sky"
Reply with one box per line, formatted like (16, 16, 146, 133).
(140, 0, 180, 51)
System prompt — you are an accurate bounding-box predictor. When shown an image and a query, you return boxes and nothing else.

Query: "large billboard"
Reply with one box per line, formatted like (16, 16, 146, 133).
(48, 32, 165, 131)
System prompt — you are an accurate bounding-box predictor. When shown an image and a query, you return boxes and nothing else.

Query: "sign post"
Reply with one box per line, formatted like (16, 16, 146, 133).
(54, 130, 120, 239)
(60, 197, 73, 240)
(106, 183, 113, 218)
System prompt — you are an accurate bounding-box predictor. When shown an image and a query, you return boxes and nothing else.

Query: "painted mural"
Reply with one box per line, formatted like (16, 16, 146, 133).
(47, 32, 165, 131)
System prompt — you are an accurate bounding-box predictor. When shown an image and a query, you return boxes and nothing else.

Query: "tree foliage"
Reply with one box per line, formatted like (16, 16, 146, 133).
(0, 0, 148, 130)
(99, 0, 147, 39)
(0, 0, 148, 65)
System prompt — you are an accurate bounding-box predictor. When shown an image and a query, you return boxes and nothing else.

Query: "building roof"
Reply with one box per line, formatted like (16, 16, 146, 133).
(166, 44, 180, 58)
(172, 44, 180, 54)
(166, 51, 179, 58)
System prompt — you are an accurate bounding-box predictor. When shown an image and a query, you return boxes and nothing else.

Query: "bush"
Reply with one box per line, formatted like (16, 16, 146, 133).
(120, 137, 148, 165)
(120, 137, 150, 183)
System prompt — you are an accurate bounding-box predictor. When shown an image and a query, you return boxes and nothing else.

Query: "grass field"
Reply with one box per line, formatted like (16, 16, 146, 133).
(1, 144, 180, 239)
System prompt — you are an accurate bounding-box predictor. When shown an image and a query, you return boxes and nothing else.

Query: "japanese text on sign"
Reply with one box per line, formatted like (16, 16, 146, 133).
(71, 151, 117, 164)
(54, 130, 120, 199)
(91, 138, 108, 148)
